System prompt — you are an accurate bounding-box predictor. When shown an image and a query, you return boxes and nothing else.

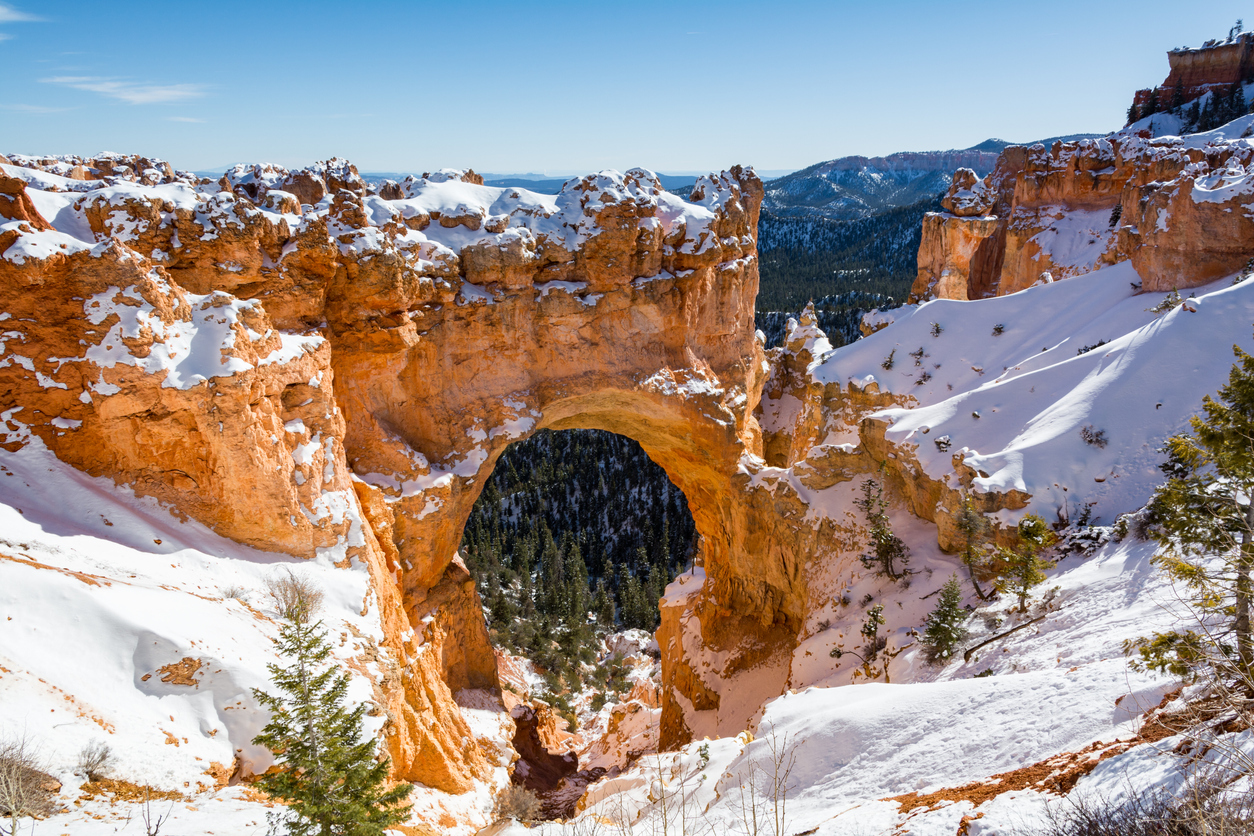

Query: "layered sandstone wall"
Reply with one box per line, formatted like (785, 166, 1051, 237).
(911, 132, 1254, 302)
(1133, 33, 1254, 110)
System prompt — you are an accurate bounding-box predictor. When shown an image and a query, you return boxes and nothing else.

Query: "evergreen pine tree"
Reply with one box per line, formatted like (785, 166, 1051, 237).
(1230, 83, 1247, 123)
(563, 537, 589, 630)
(955, 493, 991, 600)
(1139, 340, 1254, 678)
(1186, 100, 1202, 132)
(994, 514, 1056, 613)
(854, 479, 911, 580)
(921, 575, 969, 665)
(593, 581, 615, 627)
(252, 618, 412, 836)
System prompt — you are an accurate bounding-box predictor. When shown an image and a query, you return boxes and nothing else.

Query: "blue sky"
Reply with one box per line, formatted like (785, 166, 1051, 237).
(0, 1, 1249, 175)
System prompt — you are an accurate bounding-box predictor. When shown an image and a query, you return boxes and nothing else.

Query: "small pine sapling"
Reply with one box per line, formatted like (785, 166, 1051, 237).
(1076, 340, 1109, 355)
(994, 514, 1057, 613)
(921, 575, 970, 665)
(992, 324, 1005, 336)
(1235, 257, 1254, 285)
(910, 347, 926, 366)
(930, 322, 944, 337)
(1108, 203, 1123, 228)
(832, 605, 904, 683)
(853, 479, 911, 580)
(881, 349, 896, 371)
(1079, 425, 1108, 448)
(955, 493, 991, 601)
(1147, 289, 1183, 314)
(860, 604, 886, 661)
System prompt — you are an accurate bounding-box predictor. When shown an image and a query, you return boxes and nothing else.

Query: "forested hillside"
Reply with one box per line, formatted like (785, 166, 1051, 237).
(755, 194, 938, 312)
(754, 290, 894, 349)
(459, 430, 695, 687)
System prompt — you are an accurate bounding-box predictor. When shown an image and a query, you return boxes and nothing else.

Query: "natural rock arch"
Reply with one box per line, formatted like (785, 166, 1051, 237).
(0, 159, 822, 792)
(323, 167, 815, 777)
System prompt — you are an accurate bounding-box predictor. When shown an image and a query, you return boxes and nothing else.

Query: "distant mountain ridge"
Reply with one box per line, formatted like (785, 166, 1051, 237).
(765, 134, 1099, 219)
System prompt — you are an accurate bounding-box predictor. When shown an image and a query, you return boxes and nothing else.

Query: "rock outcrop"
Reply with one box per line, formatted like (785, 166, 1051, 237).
(1133, 32, 1254, 112)
(911, 133, 1254, 302)
(15, 141, 1183, 807)
(1, 155, 816, 782)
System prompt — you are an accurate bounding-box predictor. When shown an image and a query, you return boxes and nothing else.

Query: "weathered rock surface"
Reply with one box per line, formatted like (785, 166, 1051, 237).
(6, 146, 1094, 806)
(1133, 32, 1254, 113)
(912, 133, 1254, 301)
(0, 155, 811, 785)
(0, 175, 52, 229)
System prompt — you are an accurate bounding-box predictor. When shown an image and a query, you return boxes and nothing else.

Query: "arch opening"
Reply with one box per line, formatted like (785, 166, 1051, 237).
(461, 428, 699, 663)
(458, 427, 701, 818)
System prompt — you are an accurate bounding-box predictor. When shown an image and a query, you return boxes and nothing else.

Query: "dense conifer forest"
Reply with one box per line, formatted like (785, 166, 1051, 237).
(459, 430, 695, 690)
(754, 194, 939, 312)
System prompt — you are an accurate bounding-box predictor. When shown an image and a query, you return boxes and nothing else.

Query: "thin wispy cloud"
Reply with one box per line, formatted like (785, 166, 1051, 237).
(0, 103, 68, 113)
(0, 2, 42, 42)
(167, 116, 205, 123)
(0, 3, 42, 23)
(40, 76, 206, 105)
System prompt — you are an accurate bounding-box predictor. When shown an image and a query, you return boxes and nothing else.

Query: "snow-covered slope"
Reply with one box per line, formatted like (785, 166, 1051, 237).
(837, 263, 1254, 528)
(496, 536, 1210, 835)
(0, 434, 513, 834)
(506, 189, 1254, 832)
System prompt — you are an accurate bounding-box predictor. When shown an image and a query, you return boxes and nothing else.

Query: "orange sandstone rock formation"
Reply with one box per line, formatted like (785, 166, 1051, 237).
(912, 134, 1254, 302)
(0, 155, 820, 778)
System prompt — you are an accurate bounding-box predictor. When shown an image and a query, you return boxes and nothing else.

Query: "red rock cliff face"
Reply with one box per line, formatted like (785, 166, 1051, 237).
(1133, 33, 1254, 109)
(911, 133, 1254, 301)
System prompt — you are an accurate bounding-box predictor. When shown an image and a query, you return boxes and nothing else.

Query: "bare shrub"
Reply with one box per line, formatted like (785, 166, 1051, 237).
(76, 740, 114, 781)
(1043, 780, 1254, 836)
(139, 790, 176, 836)
(264, 568, 323, 624)
(0, 733, 54, 834)
(734, 732, 798, 836)
(1128, 507, 1156, 541)
(494, 783, 541, 823)
(219, 585, 246, 601)
(644, 749, 716, 836)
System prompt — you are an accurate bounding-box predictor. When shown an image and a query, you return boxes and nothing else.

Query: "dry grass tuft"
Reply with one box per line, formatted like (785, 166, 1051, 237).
(76, 740, 114, 782)
(494, 784, 541, 823)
